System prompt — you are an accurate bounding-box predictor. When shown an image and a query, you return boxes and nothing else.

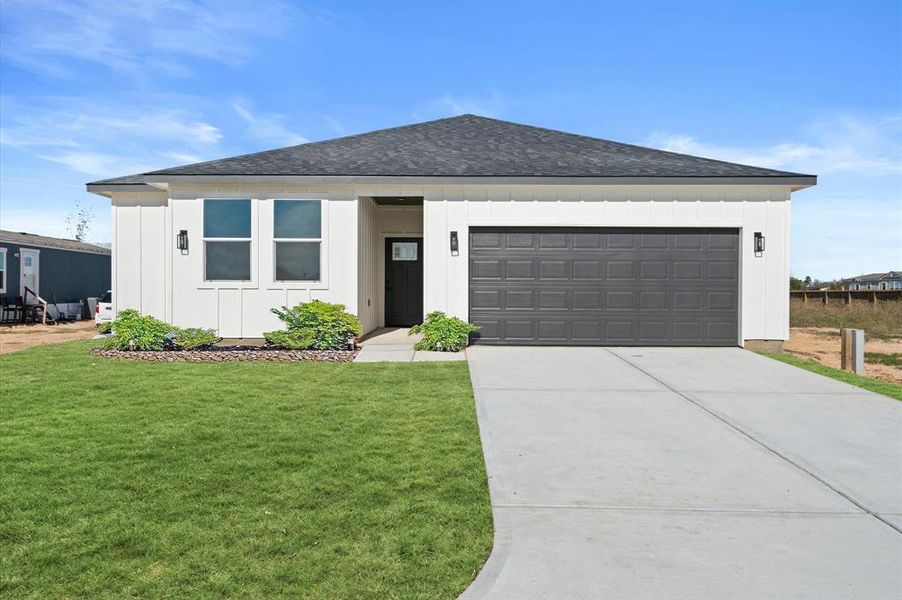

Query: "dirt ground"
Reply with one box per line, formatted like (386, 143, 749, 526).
(0, 320, 98, 355)
(786, 327, 902, 384)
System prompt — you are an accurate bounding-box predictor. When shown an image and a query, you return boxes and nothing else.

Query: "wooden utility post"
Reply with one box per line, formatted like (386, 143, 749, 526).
(840, 328, 865, 375)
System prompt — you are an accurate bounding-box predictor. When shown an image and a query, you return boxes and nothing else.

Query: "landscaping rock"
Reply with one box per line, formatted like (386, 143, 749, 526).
(92, 347, 358, 362)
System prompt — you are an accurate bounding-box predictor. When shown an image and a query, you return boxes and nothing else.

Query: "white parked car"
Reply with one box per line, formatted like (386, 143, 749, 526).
(95, 290, 114, 324)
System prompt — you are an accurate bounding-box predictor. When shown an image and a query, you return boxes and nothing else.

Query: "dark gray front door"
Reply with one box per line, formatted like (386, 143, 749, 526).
(385, 238, 423, 327)
(469, 227, 739, 346)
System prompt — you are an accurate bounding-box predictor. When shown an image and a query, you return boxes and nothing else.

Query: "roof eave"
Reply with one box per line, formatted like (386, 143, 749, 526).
(86, 182, 167, 196)
(140, 174, 817, 189)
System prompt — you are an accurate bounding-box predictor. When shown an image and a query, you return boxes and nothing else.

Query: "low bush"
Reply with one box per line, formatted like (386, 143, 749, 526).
(270, 301, 361, 350)
(173, 327, 220, 350)
(96, 322, 112, 334)
(409, 312, 479, 352)
(865, 352, 902, 367)
(263, 328, 316, 349)
(103, 309, 176, 351)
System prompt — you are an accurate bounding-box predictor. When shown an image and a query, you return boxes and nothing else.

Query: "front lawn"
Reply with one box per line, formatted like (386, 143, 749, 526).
(0, 341, 492, 598)
(759, 351, 902, 401)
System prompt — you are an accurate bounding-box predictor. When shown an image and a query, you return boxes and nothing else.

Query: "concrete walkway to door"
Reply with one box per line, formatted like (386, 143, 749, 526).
(353, 327, 466, 362)
(461, 346, 902, 599)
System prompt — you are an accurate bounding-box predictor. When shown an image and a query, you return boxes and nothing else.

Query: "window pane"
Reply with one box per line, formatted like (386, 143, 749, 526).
(275, 242, 320, 281)
(0, 252, 5, 269)
(274, 200, 321, 238)
(204, 199, 251, 238)
(205, 241, 251, 281)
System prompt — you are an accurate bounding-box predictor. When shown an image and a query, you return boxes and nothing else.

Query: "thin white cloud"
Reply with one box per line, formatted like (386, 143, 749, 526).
(0, 98, 223, 177)
(0, 0, 298, 79)
(36, 151, 156, 178)
(647, 113, 902, 176)
(233, 101, 308, 146)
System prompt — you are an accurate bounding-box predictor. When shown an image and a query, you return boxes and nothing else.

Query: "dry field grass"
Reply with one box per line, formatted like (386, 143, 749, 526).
(790, 299, 902, 339)
(0, 320, 98, 355)
(787, 300, 902, 384)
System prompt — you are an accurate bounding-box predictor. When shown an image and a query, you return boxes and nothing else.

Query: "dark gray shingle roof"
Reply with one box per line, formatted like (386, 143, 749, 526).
(91, 114, 813, 183)
(844, 271, 902, 282)
(0, 230, 111, 255)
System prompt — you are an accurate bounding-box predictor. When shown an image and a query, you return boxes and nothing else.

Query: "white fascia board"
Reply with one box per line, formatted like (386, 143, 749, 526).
(140, 174, 817, 190)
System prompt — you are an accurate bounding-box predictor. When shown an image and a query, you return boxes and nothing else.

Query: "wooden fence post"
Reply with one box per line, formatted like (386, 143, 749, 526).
(840, 328, 865, 375)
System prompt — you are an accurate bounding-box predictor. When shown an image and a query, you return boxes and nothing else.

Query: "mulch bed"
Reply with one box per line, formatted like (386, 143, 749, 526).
(92, 347, 358, 362)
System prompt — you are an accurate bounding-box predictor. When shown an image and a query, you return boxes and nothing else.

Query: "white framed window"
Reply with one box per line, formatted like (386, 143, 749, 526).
(273, 199, 322, 282)
(203, 199, 252, 281)
(879, 281, 887, 290)
(0, 248, 6, 294)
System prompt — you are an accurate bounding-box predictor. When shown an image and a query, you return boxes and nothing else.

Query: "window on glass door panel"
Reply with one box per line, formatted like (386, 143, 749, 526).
(203, 199, 251, 281)
(274, 199, 322, 282)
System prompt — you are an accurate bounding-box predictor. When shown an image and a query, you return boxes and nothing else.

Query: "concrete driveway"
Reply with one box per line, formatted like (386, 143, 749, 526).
(461, 347, 902, 599)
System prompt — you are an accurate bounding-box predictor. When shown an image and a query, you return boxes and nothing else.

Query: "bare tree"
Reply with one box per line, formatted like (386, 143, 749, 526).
(66, 200, 94, 242)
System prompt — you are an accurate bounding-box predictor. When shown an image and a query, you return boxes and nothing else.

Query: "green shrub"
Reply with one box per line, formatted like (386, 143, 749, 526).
(173, 328, 220, 350)
(103, 309, 176, 351)
(263, 328, 317, 349)
(409, 312, 479, 352)
(270, 301, 361, 350)
(96, 322, 112, 334)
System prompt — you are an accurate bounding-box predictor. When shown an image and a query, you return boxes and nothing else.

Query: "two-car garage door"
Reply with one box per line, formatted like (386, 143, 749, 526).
(468, 227, 740, 346)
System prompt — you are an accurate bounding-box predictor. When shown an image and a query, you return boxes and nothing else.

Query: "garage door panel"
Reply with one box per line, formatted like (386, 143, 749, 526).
(708, 261, 739, 281)
(471, 259, 502, 279)
(606, 261, 635, 280)
(708, 232, 740, 250)
(471, 232, 502, 249)
(469, 227, 739, 346)
(505, 260, 536, 280)
(639, 232, 669, 249)
(539, 260, 568, 279)
(640, 261, 668, 279)
(506, 290, 535, 309)
(506, 233, 535, 249)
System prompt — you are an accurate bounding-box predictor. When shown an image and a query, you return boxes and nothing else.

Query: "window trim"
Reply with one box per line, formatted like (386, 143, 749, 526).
(272, 199, 323, 283)
(202, 198, 253, 283)
(0, 247, 6, 294)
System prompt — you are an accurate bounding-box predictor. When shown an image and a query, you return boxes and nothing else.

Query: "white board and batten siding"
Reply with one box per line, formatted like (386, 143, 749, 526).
(111, 183, 791, 343)
(112, 186, 357, 338)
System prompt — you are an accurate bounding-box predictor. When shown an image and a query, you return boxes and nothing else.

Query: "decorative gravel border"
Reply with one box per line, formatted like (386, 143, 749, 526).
(92, 347, 358, 362)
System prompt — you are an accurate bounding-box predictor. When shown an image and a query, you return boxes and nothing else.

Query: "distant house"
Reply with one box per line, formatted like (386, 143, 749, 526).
(842, 271, 902, 291)
(0, 230, 111, 320)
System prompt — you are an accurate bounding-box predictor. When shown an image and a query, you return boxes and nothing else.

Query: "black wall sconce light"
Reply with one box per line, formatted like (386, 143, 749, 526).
(754, 231, 765, 255)
(450, 231, 459, 256)
(177, 229, 189, 254)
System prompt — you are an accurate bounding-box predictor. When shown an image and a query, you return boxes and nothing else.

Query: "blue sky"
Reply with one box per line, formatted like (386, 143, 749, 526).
(1, 0, 899, 280)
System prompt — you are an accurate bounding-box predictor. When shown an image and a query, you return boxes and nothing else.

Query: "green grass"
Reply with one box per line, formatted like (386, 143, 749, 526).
(790, 301, 902, 339)
(0, 341, 492, 598)
(865, 352, 902, 367)
(759, 351, 902, 401)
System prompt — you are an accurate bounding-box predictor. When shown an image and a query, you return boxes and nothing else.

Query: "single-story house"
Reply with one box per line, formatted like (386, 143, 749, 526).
(842, 271, 902, 291)
(0, 230, 111, 320)
(86, 114, 816, 348)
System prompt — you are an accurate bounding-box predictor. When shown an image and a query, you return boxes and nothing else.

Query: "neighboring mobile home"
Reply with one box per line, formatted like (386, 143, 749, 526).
(86, 115, 816, 348)
(842, 271, 902, 291)
(0, 230, 111, 320)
